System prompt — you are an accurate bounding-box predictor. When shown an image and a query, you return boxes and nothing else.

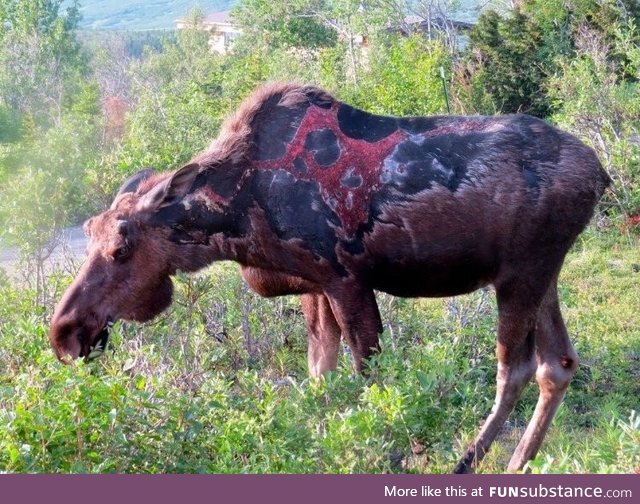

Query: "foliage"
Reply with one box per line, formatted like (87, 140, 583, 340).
(231, 0, 338, 49)
(461, 0, 640, 117)
(463, 5, 568, 116)
(527, 411, 640, 474)
(115, 23, 264, 178)
(547, 20, 640, 217)
(0, 81, 103, 238)
(0, 95, 103, 303)
(0, 0, 102, 268)
(0, 231, 638, 473)
(341, 35, 449, 116)
(232, 0, 403, 85)
(0, 0, 86, 128)
(120, 41, 222, 169)
(0, 104, 22, 144)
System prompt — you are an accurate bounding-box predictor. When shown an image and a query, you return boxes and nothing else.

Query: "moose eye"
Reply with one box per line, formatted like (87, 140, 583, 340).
(113, 244, 131, 262)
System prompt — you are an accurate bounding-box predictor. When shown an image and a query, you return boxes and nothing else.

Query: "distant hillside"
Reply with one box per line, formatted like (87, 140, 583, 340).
(66, 1, 238, 31)
(65, 0, 484, 32)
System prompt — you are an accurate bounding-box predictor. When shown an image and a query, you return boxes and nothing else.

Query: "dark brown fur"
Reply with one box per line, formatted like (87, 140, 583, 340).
(49, 82, 610, 473)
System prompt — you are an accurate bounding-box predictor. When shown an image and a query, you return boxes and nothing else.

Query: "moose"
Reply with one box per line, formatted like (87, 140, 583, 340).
(49, 82, 610, 472)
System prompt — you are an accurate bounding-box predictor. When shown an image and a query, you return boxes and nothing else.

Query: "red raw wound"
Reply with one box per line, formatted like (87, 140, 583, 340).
(256, 103, 407, 237)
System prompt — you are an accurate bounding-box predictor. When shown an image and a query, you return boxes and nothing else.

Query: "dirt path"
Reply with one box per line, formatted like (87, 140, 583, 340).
(0, 226, 87, 277)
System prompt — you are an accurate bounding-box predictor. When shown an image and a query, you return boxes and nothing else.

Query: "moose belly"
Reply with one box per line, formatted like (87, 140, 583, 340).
(367, 256, 496, 298)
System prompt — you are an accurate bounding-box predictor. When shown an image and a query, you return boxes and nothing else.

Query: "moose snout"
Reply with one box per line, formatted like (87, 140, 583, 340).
(48, 262, 112, 361)
(49, 308, 107, 362)
(49, 316, 85, 362)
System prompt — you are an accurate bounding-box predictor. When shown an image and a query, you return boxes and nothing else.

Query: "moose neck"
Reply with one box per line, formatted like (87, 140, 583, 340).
(149, 161, 254, 272)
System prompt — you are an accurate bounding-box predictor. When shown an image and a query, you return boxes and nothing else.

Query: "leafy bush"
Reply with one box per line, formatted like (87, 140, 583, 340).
(340, 35, 449, 117)
(1, 231, 638, 473)
(0, 100, 103, 244)
(547, 22, 640, 218)
(464, 8, 557, 117)
(459, 0, 640, 118)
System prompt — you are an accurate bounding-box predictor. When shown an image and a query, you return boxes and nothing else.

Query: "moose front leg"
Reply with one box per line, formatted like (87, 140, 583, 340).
(325, 282, 383, 373)
(240, 267, 345, 377)
(301, 293, 342, 377)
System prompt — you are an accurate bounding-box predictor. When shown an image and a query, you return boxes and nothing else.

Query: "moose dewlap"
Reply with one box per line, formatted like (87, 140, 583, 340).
(49, 82, 610, 472)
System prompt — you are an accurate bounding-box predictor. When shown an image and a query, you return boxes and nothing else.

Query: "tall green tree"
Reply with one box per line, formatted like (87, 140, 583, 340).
(0, 0, 85, 129)
(0, 1, 104, 266)
(231, 0, 338, 49)
(344, 35, 449, 116)
(232, 0, 402, 84)
(120, 19, 229, 171)
(465, 6, 568, 117)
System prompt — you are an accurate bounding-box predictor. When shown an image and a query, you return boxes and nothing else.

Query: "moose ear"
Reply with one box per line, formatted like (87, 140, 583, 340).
(115, 169, 155, 198)
(137, 163, 200, 212)
(111, 169, 155, 209)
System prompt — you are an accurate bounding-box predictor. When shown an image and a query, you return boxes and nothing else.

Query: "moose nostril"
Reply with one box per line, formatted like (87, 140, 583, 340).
(49, 320, 86, 361)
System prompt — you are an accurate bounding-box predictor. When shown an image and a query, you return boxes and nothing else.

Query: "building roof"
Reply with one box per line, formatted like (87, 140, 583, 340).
(176, 10, 234, 28)
(203, 10, 233, 25)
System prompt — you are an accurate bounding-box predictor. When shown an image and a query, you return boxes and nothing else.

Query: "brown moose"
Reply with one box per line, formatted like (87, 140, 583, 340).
(49, 82, 610, 472)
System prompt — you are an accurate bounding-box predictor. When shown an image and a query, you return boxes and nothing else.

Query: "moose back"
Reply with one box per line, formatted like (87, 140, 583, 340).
(49, 83, 610, 472)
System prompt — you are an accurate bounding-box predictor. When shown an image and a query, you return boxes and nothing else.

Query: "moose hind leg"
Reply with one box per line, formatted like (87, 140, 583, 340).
(325, 283, 382, 374)
(454, 289, 539, 473)
(302, 293, 342, 378)
(507, 283, 578, 472)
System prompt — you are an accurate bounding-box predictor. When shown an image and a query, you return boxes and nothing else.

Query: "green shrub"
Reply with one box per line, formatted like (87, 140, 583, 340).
(2, 231, 637, 473)
(547, 22, 640, 218)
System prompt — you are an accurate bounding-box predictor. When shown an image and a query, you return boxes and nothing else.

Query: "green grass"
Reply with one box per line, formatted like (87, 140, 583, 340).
(0, 228, 638, 473)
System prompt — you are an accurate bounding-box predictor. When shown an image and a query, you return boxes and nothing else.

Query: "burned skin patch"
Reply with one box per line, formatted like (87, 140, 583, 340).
(182, 186, 226, 212)
(379, 131, 486, 194)
(249, 107, 519, 272)
(255, 103, 407, 238)
(396, 115, 504, 136)
(151, 180, 232, 244)
(236, 169, 348, 276)
(231, 203, 341, 283)
(419, 118, 499, 138)
(252, 95, 310, 161)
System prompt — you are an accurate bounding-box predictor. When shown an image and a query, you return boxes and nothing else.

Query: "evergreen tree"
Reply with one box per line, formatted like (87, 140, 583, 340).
(463, 0, 639, 117)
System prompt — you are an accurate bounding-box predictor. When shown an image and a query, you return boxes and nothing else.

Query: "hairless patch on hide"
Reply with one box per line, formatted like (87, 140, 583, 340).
(254, 102, 407, 237)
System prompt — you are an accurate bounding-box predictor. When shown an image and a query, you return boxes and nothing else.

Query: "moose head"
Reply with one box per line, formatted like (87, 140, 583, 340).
(48, 164, 207, 361)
